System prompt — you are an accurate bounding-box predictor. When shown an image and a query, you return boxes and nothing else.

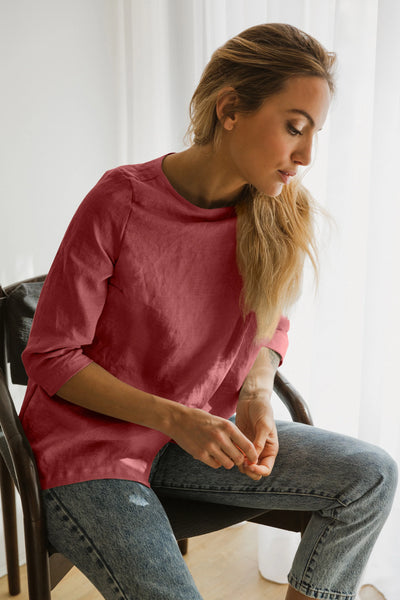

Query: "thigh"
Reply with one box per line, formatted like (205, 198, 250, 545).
(42, 479, 202, 600)
(150, 420, 388, 512)
(150, 421, 397, 600)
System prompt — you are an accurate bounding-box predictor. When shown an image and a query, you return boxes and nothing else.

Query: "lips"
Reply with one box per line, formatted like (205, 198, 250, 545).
(278, 170, 296, 184)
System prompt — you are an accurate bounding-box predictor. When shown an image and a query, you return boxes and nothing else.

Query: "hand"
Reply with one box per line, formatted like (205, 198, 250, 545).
(235, 394, 279, 481)
(168, 405, 259, 470)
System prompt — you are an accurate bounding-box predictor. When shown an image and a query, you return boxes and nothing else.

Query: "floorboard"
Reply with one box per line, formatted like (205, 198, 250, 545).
(0, 523, 383, 599)
(0, 523, 287, 599)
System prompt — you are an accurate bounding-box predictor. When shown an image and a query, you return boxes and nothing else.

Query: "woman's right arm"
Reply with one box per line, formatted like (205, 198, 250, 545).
(57, 361, 258, 470)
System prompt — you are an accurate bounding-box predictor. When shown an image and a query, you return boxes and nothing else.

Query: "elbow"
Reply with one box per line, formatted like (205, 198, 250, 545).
(21, 345, 34, 379)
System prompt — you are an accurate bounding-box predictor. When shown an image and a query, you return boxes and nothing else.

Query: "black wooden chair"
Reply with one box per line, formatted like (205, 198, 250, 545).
(0, 275, 313, 599)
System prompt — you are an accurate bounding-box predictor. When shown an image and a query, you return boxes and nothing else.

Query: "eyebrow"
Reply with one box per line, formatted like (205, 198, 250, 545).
(286, 109, 317, 129)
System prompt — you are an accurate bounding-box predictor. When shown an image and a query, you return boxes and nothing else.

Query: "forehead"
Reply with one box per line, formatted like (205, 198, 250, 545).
(264, 76, 331, 130)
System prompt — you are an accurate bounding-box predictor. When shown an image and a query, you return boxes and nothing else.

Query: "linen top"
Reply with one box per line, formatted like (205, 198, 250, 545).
(20, 155, 290, 490)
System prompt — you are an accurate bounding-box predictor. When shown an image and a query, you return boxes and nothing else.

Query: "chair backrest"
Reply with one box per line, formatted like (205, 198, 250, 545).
(0, 276, 46, 386)
(0, 275, 76, 597)
(0, 276, 46, 497)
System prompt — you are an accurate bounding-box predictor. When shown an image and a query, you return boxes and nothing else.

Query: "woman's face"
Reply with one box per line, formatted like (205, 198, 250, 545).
(221, 76, 331, 196)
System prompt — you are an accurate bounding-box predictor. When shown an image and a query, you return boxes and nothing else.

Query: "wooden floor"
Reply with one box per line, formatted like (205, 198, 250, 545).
(0, 522, 383, 600)
(0, 523, 287, 600)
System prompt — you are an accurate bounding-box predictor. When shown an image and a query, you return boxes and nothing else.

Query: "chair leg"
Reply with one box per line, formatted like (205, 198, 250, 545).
(23, 517, 52, 600)
(178, 538, 188, 555)
(0, 456, 20, 596)
(48, 552, 74, 590)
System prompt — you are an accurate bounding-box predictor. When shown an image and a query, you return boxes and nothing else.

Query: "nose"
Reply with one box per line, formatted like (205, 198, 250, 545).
(292, 135, 313, 167)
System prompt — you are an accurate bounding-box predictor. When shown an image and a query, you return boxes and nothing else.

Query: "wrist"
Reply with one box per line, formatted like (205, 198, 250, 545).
(238, 389, 273, 405)
(151, 395, 189, 438)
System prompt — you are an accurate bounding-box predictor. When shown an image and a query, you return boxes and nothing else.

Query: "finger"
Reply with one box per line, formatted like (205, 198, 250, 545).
(246, 472, 262, 481)
(232, 444, 248, 466)
(252, 423, 271, 457)
(239, 463, 263, 481)
(210, 448, 236, 470)
(223, 445, 254, 470)
(201, 454, 222, 470)
(213, 435, 250, 468)
(247, 463, 271, 477)
(200, 440, 242, 470)
(231, 432, 258, 464)
(257, 453, 277, 475)
(237, 460, 263, 479)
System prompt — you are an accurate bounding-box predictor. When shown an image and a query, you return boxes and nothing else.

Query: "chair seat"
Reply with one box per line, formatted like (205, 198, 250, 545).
(156, 494, 271, 540)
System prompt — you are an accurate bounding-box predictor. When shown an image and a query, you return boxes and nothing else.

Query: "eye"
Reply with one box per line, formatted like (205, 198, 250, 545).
(287, 123, 303, 136)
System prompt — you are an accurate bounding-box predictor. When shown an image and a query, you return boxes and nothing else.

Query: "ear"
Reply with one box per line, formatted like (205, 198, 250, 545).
(215, 87, 239, 131)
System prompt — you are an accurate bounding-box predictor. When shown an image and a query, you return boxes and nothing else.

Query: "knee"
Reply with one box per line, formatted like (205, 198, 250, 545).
(379, 448, 398, 506)
(354, 444, 398, 516)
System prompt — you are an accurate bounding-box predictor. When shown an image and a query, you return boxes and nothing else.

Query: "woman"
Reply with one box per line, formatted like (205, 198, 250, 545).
(21, 23, 397, 600)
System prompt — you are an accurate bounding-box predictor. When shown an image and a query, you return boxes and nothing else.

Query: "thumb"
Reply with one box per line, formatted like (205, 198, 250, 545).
(252, 422, 268, 459)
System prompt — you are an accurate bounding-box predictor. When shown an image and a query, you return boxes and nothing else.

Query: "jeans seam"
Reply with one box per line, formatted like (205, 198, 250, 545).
(48, 489, 128, 600)
(152, 484, 349, 507)
(288, 571, 356, 600)
(302, 520, 334, 584)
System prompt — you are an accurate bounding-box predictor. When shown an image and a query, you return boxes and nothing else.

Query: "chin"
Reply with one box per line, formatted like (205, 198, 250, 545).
(256, 182, 284, 197)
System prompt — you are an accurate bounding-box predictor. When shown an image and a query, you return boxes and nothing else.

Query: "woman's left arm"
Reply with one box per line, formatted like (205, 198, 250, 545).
(235, 347, 280, 481)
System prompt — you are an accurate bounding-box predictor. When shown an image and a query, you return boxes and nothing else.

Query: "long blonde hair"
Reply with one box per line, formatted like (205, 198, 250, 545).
(188, 23, 336, 339)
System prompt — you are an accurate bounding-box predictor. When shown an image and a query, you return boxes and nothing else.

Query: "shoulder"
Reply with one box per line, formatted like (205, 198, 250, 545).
(102, 156, 165, 187)
(69, 156, 166, 238)
(88, 156, 164, 208)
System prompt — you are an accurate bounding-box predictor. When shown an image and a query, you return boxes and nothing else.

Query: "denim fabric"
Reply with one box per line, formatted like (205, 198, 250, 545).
(42, 420, 397, 600)
(43, 480, 202, 600)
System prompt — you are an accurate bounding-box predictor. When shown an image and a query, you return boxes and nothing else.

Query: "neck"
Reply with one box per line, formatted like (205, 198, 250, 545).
(162, 145, 246, 209)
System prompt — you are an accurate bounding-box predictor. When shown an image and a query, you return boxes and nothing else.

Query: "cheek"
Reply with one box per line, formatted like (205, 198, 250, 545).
(230, 122, 288, 174)
(266, 133, 288, 160)
(255, 127, 286, 162)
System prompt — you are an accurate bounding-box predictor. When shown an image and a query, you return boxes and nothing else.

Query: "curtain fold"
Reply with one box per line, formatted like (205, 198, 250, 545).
(121, 1, 399, 596)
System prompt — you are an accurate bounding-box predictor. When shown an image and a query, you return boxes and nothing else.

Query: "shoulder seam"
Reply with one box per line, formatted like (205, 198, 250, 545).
(115, 176, 135, 263)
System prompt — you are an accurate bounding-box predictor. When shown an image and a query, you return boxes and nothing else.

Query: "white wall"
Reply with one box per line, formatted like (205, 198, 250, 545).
(0, 0, 123, 575)
(1, 0, 122, 287)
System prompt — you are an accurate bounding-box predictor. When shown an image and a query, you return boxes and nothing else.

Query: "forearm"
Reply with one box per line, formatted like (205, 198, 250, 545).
(239, 348, 280, 402)
(57, 361, 259, 469)
(236, 348, 280, 479)
(57, 361, 183, 436)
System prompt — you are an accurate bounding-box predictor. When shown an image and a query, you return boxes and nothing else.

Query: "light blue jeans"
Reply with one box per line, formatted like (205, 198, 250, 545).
(42, 421, 398, 600)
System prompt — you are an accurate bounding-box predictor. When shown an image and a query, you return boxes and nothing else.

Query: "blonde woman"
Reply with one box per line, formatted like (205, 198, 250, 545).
(21, 24, 397, 600)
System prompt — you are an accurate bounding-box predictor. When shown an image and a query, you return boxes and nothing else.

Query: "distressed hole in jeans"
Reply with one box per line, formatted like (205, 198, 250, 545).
(128, 493, 149, 507)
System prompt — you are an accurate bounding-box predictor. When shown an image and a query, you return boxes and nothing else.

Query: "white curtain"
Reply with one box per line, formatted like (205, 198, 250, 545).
(120, 1, 400, 597)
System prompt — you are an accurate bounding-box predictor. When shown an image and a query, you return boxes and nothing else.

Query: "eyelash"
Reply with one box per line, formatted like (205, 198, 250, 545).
(287, 123, 303, 136)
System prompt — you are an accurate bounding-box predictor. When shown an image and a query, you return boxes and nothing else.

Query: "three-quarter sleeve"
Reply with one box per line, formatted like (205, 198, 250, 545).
(263, 315, 290, 365)
(22, 169, 133, 397)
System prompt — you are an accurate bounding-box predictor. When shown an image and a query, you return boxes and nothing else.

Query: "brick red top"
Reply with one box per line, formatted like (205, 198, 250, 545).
(20, 155, 289, 490)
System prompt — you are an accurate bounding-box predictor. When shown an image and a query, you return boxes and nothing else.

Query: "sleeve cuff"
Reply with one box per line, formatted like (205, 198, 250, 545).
(262, 316, 290, 365)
